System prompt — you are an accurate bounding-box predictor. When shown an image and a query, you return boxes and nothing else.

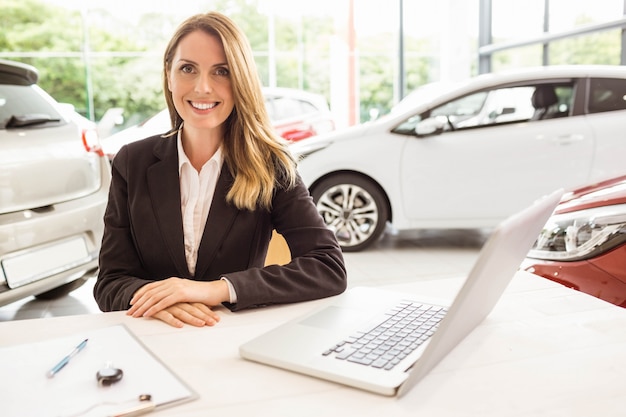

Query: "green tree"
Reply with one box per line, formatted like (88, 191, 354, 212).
(550, 30, 621, 65)
(357, 33, 433, 120)
(0, 0, 164, 124)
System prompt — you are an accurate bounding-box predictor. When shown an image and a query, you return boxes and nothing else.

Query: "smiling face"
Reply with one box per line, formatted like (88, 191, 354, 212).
(166, 30, 234, 138)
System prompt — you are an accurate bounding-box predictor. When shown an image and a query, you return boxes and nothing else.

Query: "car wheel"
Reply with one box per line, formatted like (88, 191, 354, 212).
(34, 276, 89, 300)
(311, 174, 389, 252)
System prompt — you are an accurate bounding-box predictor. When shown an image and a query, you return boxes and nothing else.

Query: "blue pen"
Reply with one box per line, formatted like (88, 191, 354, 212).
(46, 338, 88, 378)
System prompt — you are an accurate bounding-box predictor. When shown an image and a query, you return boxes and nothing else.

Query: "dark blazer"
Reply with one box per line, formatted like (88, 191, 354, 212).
(94, 134, 347, 312)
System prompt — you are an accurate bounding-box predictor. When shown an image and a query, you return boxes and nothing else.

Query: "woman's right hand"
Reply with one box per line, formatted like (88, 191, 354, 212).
(150, 302, 221, 328)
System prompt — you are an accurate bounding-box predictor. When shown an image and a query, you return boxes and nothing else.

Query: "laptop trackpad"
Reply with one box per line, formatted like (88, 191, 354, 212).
(299, 306, 364, 331)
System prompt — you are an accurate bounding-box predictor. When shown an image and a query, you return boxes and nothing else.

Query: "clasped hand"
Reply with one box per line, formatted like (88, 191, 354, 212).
(127, 277, 228, 328)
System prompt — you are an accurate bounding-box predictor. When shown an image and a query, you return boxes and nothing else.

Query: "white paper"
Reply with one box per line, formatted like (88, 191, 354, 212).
(0, 324, 196, 417)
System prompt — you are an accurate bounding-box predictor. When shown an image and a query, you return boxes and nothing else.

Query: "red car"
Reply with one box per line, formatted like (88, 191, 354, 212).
(522, 175, 626, 307)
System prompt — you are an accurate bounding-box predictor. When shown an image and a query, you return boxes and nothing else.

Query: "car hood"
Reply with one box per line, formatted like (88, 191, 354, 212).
(556, 175, 626, 214)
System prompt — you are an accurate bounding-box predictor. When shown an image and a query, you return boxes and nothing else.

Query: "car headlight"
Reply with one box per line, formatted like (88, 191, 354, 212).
(527, 204, 626, 261)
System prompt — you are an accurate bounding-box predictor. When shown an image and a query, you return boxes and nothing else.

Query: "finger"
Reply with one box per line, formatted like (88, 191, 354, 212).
(152, 309, 185, 328)
(189, 303, 221, 323)
(139, 292, 186, 318)
(128, 282, 166, 315)
(129, 280, 163, 305)
(174, 303, 219, 326)
(130, 292, 171, 318)
(167, 304, 213, 327)
(187, 303, 220, 326)
(128, 288, 164, 317)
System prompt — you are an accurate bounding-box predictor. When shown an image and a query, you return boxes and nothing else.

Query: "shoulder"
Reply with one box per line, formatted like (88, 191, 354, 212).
(124, 134, 175, 154)
(273, 172, 311, 206)
(111, 134, 178, 174)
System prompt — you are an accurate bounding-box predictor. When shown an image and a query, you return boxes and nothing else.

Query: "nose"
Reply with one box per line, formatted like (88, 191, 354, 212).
(194, 73, 213, 93)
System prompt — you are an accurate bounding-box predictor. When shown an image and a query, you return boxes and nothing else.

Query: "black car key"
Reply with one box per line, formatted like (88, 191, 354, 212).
(96, 362, 124, 386)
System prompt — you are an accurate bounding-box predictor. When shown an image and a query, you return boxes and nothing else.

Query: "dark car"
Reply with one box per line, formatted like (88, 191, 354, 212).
(0, 59, 111, 307)
(522, 175, 626, 307)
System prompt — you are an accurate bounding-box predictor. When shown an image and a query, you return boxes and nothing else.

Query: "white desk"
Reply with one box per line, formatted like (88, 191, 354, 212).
(1, 271, 625, 416)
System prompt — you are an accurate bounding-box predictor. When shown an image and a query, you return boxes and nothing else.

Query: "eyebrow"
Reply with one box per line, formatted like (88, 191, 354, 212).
(176, 58, 229, 68)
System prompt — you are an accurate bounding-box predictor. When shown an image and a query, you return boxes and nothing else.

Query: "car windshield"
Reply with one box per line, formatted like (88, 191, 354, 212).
(0, 84, 64, 129)
(389, 81, 461, 116)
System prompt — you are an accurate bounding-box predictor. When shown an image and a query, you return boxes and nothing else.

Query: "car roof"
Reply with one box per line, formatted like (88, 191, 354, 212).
(0, 59, 38, 86)
(447, 65, 626, 94)
(387, 65, 626, 122)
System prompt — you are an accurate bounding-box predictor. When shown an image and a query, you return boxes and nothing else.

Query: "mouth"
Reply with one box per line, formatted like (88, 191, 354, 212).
(190, 101, 218, 110)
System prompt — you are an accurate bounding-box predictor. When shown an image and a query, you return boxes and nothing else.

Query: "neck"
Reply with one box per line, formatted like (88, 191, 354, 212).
(181, 126, 223, 171)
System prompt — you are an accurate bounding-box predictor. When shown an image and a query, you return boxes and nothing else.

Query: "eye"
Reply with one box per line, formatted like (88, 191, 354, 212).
(214, 66, 230, 77)
(180, 64, 195, 74)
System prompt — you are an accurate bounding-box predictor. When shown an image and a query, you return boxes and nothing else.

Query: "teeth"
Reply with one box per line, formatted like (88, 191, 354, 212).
(191, 102, 217, 110)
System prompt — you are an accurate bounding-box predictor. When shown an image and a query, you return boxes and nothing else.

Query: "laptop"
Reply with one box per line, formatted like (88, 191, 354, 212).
(240, 189, 563, 397)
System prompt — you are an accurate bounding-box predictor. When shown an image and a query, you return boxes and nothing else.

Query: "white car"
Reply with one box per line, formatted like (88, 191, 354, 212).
(292, 65, 626, 251)
(102, 87, 334, 160)
(0, 59, 111, 306)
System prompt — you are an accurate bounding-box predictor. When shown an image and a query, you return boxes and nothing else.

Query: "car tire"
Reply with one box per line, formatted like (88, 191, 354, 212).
(34, 276, 89, 300)
(311, 173, 389, 252)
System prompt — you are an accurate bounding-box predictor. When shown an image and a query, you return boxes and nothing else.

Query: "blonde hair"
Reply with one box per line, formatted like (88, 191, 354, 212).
(162, 12, 297, 211)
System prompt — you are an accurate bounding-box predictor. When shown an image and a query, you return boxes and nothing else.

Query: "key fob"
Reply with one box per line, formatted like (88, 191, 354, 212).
(97, 362, 124, 386)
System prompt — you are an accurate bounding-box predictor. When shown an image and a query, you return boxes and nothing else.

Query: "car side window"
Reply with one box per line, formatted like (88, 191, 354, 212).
(392, 91, 494, 135)
(588, 78, 626, 114)
(430, 91, 488, 124)
(393, 83, 574, 137)
(400, 87, 536, 135)
(529, 84, 574, 121)
(433, 87, 537, 129)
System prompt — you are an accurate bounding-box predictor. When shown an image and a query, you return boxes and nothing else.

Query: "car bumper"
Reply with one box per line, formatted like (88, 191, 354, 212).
(522, 244, 626, 308)
(0, 160, 109, 307)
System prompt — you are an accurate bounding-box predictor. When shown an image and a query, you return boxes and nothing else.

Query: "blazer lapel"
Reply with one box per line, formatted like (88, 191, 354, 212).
(193, 164, 239, 279)
(146, 138, 190, 276)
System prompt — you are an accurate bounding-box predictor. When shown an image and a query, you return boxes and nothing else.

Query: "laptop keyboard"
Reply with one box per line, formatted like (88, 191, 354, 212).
(322, 301, 447, 371)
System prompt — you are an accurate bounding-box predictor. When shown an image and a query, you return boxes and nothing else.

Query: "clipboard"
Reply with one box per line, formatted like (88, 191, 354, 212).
(0, 324, 197, 416)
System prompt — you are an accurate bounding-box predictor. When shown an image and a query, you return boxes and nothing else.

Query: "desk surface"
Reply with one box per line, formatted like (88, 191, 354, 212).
(1, 271, 625, 417)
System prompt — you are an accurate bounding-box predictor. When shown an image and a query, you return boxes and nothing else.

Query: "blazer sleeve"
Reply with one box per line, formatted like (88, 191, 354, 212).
(223, 174, 348, 311)
(93, 145, 155, 311)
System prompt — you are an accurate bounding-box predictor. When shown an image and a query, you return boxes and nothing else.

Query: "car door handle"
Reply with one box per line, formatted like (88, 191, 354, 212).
(537, 134, 585, 145)
(555, 134, 585, 145)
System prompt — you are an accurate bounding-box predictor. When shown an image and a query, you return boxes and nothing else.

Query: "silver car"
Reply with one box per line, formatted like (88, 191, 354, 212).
(0, 59, 111, 306)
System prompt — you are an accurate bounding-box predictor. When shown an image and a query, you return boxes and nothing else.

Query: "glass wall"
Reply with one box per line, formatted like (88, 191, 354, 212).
(486, 0, 626, 72)
(2, 0, 624, 131)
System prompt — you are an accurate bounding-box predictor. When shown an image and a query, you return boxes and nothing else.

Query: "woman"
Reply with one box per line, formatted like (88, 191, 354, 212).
(94, 11, 347, 328)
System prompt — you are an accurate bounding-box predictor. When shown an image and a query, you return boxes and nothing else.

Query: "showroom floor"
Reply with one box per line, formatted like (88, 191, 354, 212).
(0, 228, 488, 322)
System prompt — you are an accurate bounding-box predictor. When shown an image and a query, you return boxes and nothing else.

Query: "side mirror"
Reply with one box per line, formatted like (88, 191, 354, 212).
(415, 115, 447, 137)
